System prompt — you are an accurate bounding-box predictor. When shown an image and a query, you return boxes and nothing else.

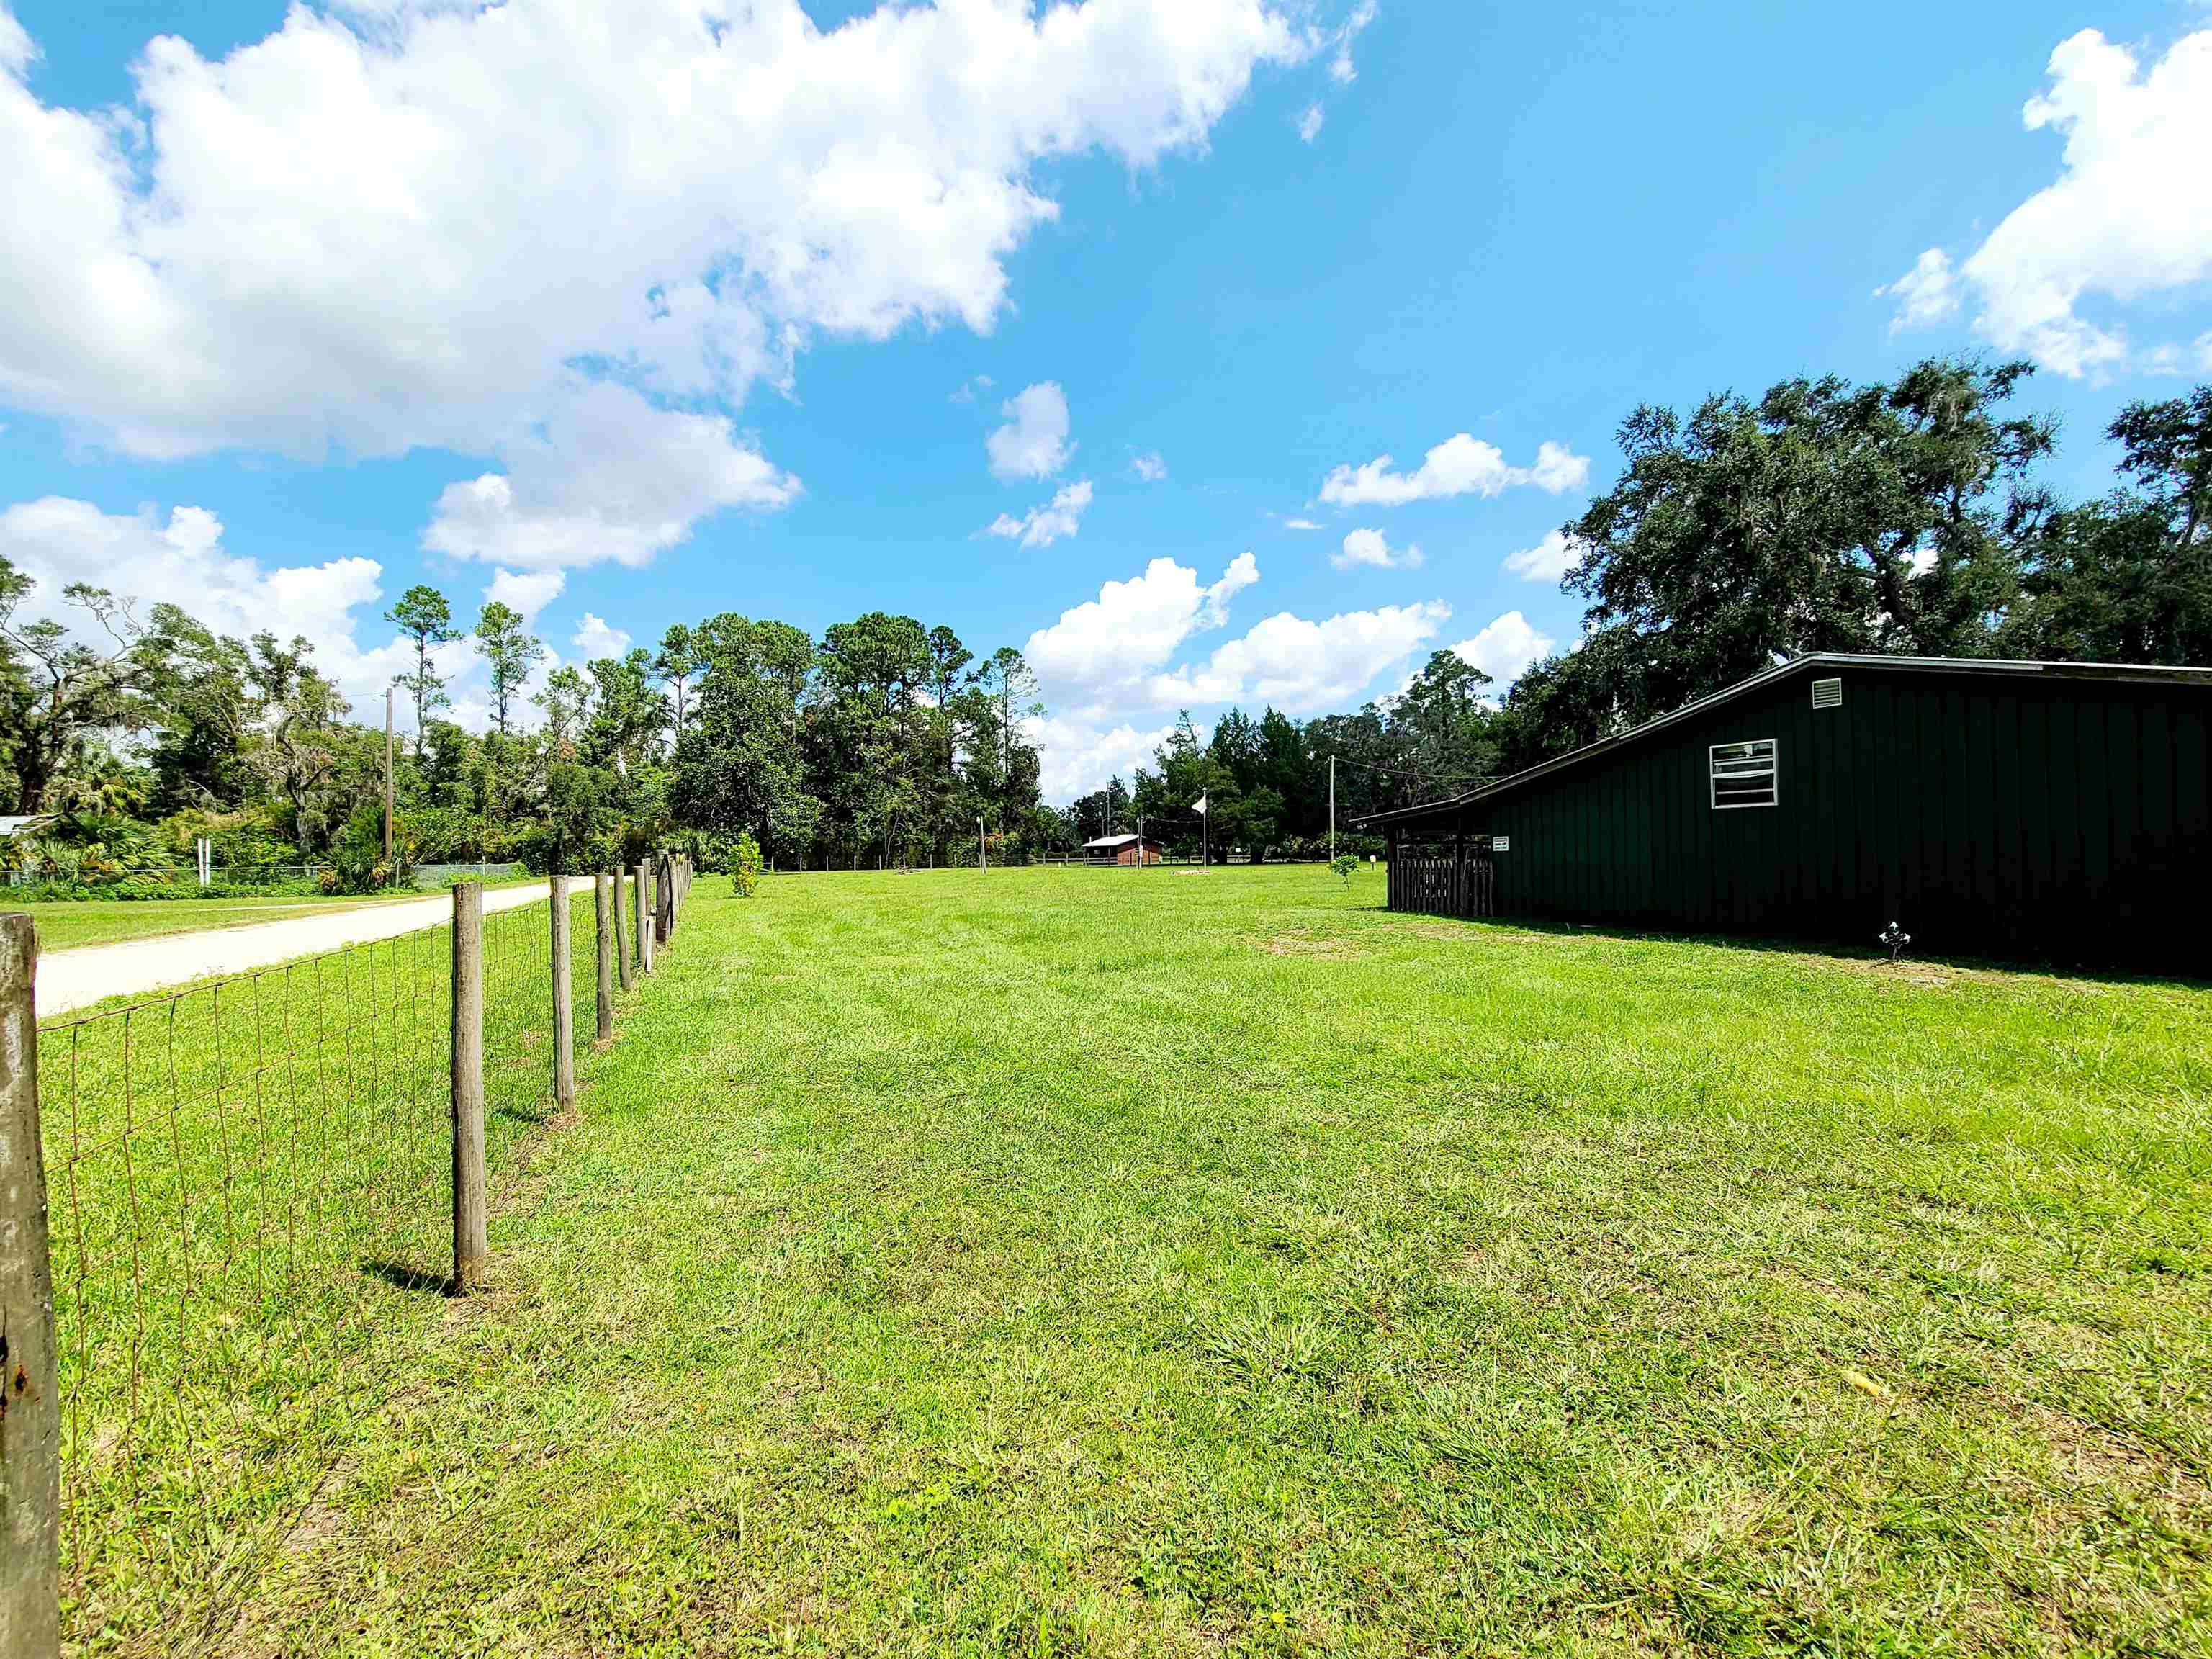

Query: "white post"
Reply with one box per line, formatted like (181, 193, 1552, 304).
(979, 817, 986, 871)
(1328, 755, 1336, 863)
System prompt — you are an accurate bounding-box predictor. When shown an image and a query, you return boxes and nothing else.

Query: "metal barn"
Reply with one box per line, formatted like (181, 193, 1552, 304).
(1080, 833, 1166, 866)
(1361, 654, 2212, 972)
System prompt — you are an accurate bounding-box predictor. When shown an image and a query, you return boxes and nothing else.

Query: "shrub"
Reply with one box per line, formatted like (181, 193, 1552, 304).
(730, 832, 765, 898)
(329, 803, 415, 894)
(1331, 854, 1361, 889)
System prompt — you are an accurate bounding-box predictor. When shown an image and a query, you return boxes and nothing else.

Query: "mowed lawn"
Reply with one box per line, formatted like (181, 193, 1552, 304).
(226, 866, 2211, 1655)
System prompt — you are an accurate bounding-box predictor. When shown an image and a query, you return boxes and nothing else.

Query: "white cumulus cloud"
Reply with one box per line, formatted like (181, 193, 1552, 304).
(1025, 712, 1181, 804)
(1876, 248, 1960, 333)
(1130, 449, 1168, 482)
(986, 382, 1074, 481)
(986, 479, 1094, 549)
(423, 382, 799, 572)
(1501, 527, 1583, 583)
(1332, 526, 1421, 570)
(1450, 610, 1554, 685)
(1154, 600, 1449, 713)
(571, 612, 632, 660)
(0, 0, 1306, 560)
(484, 567, 566, 621)
(1026, 552, 1259, 706)
(1319, 432, 1589, 508)
(1882, 29, 2212, 377)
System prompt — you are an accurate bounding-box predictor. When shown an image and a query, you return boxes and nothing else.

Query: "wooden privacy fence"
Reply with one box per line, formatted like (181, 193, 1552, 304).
(1388, 846, 1496, 919)
(0, 855, 693, 1653)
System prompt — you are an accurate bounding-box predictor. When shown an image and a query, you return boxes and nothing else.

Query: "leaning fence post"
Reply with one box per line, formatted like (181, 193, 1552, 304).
(549, 873, 575, 1113)
(450, 883, 488, 1292)
(636, 861, 655, 976)
(655, 855, 673, 945)
(1, 914, 58, 1658)
(593, 873, 614, 1043)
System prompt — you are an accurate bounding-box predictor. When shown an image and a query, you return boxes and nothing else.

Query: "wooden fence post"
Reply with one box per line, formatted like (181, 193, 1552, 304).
(655, 855, 673, 945)
(593, 873, 614, 1043)
(450, 883, 488, 1293)
(636, 861, 654, 976)
(0, 914, 59, 1658)
(611, 867, 632, 993)
(549, 874, 575, 1114)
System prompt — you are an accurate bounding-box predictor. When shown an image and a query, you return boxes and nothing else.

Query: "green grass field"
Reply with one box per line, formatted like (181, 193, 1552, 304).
(49, 866, 2212, 1654)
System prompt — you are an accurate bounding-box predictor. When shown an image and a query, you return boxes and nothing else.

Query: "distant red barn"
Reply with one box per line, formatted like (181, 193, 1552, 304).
(1081, 834, 1165, 866)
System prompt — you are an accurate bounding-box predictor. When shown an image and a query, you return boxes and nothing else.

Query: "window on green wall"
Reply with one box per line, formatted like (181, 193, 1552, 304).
(1710, 739, 1778, 809)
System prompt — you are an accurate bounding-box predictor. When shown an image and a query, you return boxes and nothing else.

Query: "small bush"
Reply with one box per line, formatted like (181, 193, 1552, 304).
(1331, 854, 1361, 889)
(730, 832, 765, 898)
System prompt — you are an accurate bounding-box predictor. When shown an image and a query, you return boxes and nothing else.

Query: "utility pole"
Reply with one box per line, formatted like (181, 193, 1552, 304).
(1328, 755, 1336, 863)
(979, 816, 986, 871)
(383, 687, 395, 864)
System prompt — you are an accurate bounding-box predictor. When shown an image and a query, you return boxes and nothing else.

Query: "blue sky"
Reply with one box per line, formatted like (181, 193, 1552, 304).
(3, 0, 2208, 799)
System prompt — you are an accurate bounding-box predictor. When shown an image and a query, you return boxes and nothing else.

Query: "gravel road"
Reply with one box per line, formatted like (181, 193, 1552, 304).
(37, 884, 552, 1016)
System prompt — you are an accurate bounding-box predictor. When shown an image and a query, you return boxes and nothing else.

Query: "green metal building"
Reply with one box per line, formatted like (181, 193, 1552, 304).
(1360, 654, 2212, 972)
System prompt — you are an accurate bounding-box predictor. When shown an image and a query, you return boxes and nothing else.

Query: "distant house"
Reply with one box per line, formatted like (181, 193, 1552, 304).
(1358, 652, 2212, 972)
(1082, 833, 1166, 866)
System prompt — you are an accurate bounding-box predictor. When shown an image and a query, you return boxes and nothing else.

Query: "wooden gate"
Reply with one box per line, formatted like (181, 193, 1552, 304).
(1388, 848, 1495, 918)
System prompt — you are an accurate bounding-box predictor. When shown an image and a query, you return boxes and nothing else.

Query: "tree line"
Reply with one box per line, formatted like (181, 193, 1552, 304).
(1068, 362, 2210, 861)
(4, 356, 2203, 885)
(0, 562, 1054, 886)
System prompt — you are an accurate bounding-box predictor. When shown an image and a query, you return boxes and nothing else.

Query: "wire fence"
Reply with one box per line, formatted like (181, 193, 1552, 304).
(11, 862, 687, 1647)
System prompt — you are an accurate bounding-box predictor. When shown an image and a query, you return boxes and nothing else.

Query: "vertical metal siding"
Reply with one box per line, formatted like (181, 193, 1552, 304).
(1384, 665, 2212, 971)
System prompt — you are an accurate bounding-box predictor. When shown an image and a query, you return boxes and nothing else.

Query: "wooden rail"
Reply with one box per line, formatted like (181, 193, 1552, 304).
(1387, 850, 1495, 918)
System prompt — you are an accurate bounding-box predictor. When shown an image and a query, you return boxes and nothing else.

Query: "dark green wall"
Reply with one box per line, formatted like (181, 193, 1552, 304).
(1408, 664, 2212, 972)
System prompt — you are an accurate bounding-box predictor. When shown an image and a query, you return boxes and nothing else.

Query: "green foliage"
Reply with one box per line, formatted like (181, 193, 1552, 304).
(525, 760, 611, 874)
(1330, 853, 1359, 888)
(0, 561, 174, 814)
(244, 631, 351, 852)
(730, 830, 764, 896)
(387, 583, 459, 745)
(474, 599, 546, 737)
(396, 803, 484, 862)
(1491, 361, 2212, 778)
(328, 800, 413, 894)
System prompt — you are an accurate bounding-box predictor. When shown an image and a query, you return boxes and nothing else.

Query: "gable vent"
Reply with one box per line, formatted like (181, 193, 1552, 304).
(1810, 676, 1843, 710)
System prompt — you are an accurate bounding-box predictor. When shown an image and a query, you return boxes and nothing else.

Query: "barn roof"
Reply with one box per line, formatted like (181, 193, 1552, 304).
(1355, 651, 2212, 830)
(1082, 833, 1150, 849)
